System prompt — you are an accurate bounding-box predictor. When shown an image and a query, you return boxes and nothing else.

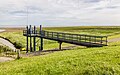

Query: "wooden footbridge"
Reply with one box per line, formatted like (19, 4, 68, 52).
(23, 25, 108, 53)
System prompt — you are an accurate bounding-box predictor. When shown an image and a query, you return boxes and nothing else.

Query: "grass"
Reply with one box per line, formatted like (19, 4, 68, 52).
(0, 26, 120, 75)
(44, 26, 120, 35)
(0, 46, 120, 75)
(0, 45, 14, 57)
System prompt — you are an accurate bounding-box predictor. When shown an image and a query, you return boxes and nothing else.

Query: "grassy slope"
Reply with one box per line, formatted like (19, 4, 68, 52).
(0, 46, 120, 75)
(0, 26, 120, 75)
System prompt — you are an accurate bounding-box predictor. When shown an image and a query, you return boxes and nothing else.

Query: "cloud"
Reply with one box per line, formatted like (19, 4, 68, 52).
(83, 0, 101, 3)
(0, 0, 120, 27)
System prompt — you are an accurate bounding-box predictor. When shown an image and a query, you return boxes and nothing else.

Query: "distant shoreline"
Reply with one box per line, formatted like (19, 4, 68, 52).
(0, 25, 120, 28)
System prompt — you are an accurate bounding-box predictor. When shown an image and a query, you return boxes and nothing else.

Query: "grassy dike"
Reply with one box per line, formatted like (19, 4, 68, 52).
(0, 26, 120, 75)
(0, 46, 120, 75)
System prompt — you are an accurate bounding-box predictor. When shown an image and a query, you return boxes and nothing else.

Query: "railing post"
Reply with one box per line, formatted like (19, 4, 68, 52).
(71, 34, 73, 42)
(101, 37, 103, 44)
(85, 35, 86, 42)
(94, 37, 96, 43)
(89, 36, 91, 43)
(79, 35, 81, 42)
(77, 34, 79, 42)
(52, 32, 53, 38)
(62, 33, 65, 40)
(47, 31, 49, 37)
(57, 33, 59, 39)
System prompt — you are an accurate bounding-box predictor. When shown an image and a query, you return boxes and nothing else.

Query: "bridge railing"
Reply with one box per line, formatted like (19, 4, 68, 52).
(23, 30, 108, 46)
(41, 31, 107, 45)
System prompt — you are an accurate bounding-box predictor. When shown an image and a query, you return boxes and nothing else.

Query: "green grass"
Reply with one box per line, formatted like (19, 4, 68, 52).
(0, 46, 120, 75)
(44, 26, 120, 35)
(0, 26, 120, 75)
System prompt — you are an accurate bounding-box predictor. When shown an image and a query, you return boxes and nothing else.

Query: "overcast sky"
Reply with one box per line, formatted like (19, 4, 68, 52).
(0, 0, 120, 27)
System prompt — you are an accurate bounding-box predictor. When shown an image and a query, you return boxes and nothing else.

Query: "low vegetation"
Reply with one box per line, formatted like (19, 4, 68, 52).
(0, 45, 14, 57)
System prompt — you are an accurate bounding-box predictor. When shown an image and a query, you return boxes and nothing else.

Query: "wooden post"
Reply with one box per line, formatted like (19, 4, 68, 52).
(26, 26, 29, 53)
(17, 49, 20, 59)
(58, 41, 62, 50)
(30, 25, 32, 52)
(33, 26, 36, 51)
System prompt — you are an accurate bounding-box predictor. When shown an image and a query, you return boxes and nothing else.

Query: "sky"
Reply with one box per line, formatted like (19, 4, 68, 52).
(0, 0, 120, 27)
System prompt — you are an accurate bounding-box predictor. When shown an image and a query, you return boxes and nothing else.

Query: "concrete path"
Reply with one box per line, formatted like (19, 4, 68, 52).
(0, 57, 14, 62)
(0, 38, 16, 51)
(0, 29, 5, 32)
(0, 29, 16, 51)
(108, 38, 120, 42)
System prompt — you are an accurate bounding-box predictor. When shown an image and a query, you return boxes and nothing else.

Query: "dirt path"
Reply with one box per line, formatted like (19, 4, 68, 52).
(0, 57, 14, 62)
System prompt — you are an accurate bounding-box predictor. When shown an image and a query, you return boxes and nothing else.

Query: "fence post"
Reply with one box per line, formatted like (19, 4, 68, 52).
(17, 49, 20, 59)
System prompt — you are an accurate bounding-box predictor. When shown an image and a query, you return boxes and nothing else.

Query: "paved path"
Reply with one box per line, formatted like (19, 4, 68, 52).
(0, 29, 16, 51)
(0, 38, 16, 51)
(0, 57, 14, 62)
(108, 38, 120, 42)
(0, 29, 5, 32)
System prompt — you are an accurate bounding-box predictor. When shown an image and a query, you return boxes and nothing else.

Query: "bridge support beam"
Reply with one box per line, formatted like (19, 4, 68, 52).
(26, 26, 29, 53)
(40, 25, 43, 51)
(33, 26, 36, 51)
(30, 25, 32, 52)
(58, 41, 62, 50)
(40, 38, 43, 51)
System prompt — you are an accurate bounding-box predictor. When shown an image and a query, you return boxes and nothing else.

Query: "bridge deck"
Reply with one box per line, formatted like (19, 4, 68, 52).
(23, 30, 107, 47)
